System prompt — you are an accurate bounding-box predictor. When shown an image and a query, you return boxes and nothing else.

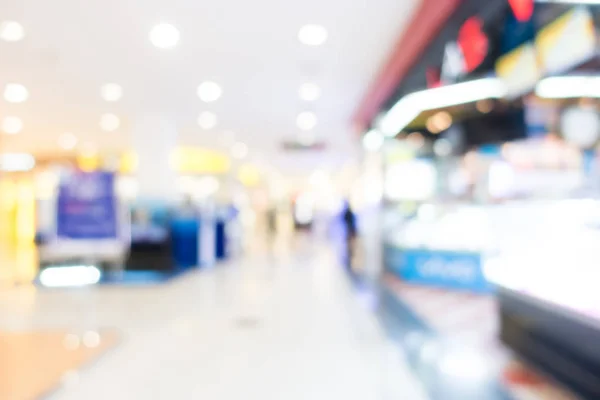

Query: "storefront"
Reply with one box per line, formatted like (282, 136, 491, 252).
(373, 0, 600, 287)
(361, 0, 600, 397)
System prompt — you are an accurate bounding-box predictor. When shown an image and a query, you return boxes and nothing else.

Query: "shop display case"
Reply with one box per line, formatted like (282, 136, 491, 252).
(486, 199, 600, 399)
(385, 198, 600, 397)
(384, 203, 494, 293)
(497, 285, 600, 399)
(385, 199, 600, 295)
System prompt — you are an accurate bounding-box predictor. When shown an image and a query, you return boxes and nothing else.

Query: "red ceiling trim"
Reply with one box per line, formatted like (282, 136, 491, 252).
(353, 0, 463, 132)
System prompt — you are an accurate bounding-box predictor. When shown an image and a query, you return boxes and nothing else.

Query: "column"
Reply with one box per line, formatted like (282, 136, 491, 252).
(133, 115, 178, 202)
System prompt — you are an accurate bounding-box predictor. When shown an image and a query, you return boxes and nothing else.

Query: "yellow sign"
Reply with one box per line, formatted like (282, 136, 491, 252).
(78, 147, 231, 175)
(496, 43, 540, 97)
(76, 153, 100, 172)
(171, 147, 230, 174)
(536, 7, 595, 74)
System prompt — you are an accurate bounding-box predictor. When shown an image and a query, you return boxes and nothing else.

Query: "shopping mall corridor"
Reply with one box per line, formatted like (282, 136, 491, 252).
(0, 236, 428, 400)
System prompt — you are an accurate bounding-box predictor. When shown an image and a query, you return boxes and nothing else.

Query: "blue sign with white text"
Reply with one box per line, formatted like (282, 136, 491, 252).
(56, 171, 118, 239)
(385, 245, 492, 293)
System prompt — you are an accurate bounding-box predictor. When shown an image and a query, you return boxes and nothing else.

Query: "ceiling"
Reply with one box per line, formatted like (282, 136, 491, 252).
(0, 0, 418, 172)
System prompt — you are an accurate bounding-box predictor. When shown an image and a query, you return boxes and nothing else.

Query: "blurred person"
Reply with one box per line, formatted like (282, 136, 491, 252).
(342, 201, 357, 266)
(267, 206, 278, 238)
(263, 206, 280, 264)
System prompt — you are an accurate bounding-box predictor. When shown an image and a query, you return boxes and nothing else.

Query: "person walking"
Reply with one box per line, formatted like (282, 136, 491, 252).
(342, 201, 357, 266)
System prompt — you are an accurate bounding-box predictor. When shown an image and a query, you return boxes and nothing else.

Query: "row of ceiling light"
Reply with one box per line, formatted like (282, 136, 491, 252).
(295, 25, 327, 145)
(0, 22, 30, 139)
(0, 20, 327, 156)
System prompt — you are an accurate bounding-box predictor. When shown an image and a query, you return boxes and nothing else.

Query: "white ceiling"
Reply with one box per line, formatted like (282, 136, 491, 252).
(0, 0, 418, 171)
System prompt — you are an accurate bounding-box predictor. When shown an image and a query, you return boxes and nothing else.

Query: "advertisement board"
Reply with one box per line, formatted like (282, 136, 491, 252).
(56, 171, 117, 239)
(536, 7, 596, 75)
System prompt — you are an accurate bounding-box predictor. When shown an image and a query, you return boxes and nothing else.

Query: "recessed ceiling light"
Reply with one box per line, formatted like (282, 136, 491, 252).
(149, 23, 180, 49)
(101, 83, 123, 102)
(0, 21, 24, 42)
(299, 83, 321, 102)
(197, 81, 222, 102)
(231, 142, 248, 159)
(298, 24, 328, 46)
(197, 111, 217, 130)
(2, 116, 23, 134)
(296, 111, 317, 131)
(59, 133, 78, 150)
(3, 83, 29, 103)
(100, 113, 120, 132)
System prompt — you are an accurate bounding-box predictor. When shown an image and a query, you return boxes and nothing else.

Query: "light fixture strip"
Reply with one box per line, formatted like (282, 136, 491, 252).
(535, 75, 600, 99)
(379, 77, 507, 137)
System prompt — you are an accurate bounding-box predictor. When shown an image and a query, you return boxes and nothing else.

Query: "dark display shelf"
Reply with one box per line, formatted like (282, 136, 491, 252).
(498, 287, 600, 399)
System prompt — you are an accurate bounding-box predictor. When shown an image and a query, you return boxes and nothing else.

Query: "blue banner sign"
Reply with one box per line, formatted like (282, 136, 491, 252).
(56, 171, 118, 239)
(385, 245, 492, 293)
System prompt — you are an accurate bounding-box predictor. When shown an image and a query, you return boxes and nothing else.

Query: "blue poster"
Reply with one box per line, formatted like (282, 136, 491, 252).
(56, 171, 118, 239)
(385, 245, 492, 293)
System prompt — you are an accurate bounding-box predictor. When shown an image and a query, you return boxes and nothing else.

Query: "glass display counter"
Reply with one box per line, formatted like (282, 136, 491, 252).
(385, 199, 600, 295)
(385, 198, 600, 395)
(384, 203, 493, 292)
(485, 199, 600, 399)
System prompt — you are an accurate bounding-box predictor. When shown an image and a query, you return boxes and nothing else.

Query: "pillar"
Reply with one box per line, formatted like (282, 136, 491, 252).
(133, 115, 178, 203)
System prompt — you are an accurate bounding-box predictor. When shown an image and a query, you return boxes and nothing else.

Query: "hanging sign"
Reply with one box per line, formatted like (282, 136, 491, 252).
(536, 7, 596, 75)
(457, 17, 489, 73)
(496, 43, 540, 97)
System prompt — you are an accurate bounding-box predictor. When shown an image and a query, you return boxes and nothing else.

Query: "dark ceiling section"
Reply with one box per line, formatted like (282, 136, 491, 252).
(576, 56, 600, 72)
(376, 2, 600, 151)
(462, 102, 527, 147)
(380, 1, 576, 113)
(352, 0, 461, 132)
(381, 0, 508, 111)
(535, 3, 572, 25)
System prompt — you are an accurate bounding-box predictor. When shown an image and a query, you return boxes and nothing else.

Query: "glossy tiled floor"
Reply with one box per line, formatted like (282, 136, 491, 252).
(0, 236, 428, 400)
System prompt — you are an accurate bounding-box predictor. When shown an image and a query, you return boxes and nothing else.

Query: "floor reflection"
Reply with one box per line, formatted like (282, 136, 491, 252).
(0, 329, 118, 400)
(0, 242, 38, 287)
